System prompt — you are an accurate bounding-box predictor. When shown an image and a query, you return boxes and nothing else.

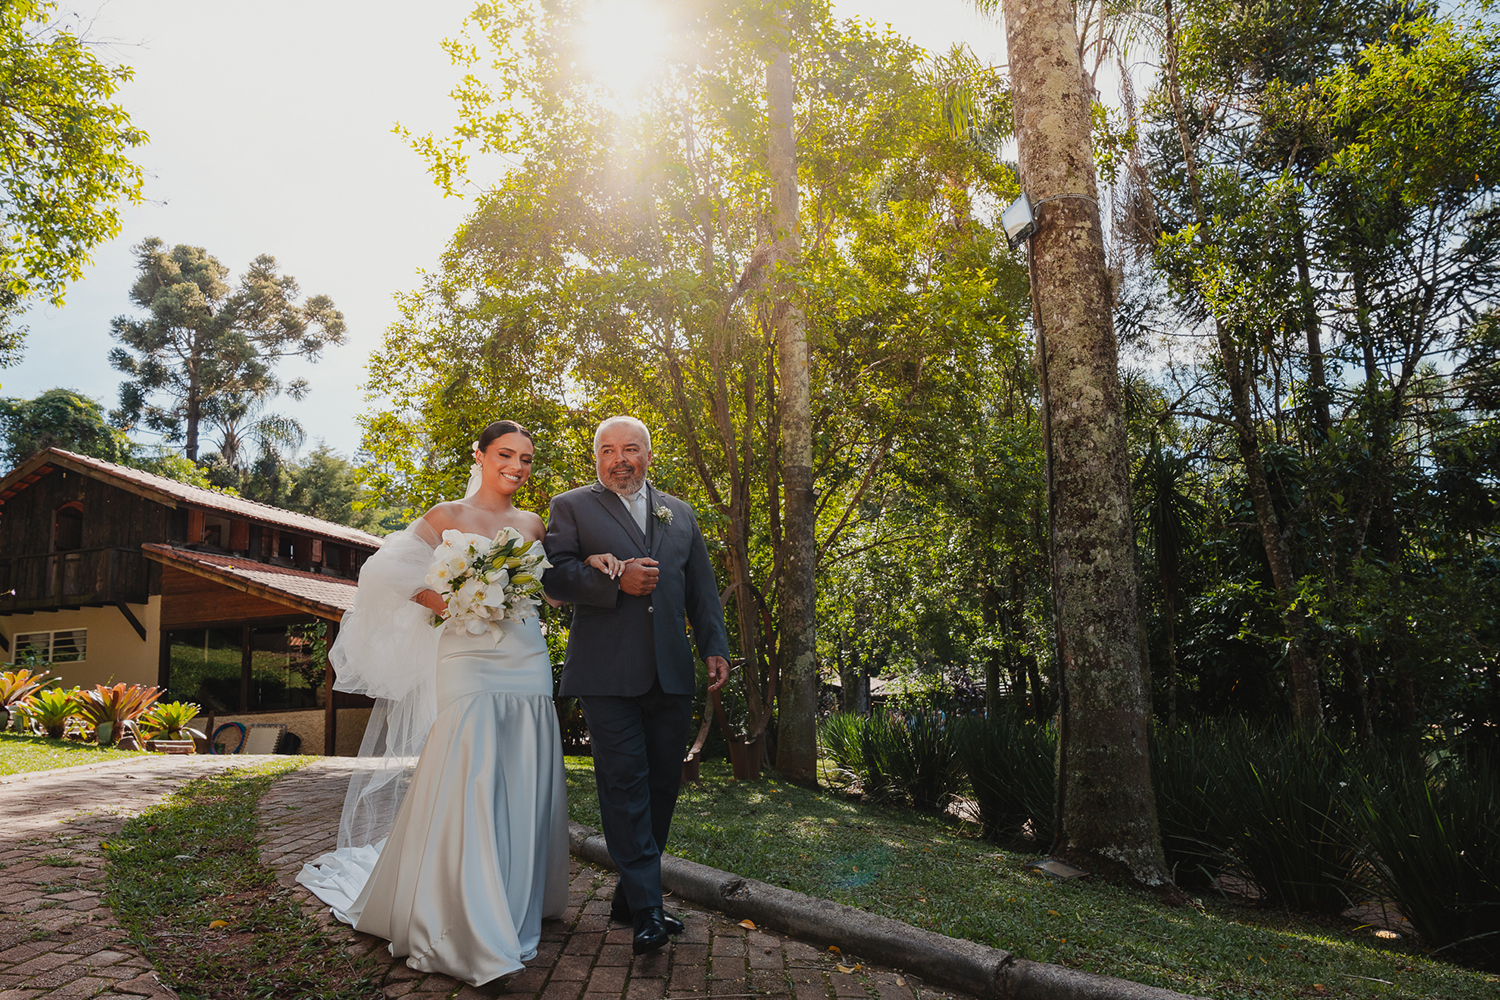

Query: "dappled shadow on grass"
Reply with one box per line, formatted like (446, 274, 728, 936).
(104, 759, 384, 1000)
(564, 756, 1500, 1000)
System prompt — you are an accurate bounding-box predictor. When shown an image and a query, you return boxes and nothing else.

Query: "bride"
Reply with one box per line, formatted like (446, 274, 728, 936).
(297, 420, 570, 986)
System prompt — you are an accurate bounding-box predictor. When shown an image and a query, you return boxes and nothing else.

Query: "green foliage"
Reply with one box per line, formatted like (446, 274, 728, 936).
(820, 710, 963, 811)
(953, 713, 1056, 845)
(139, 701, 205, 742)
(0, 1, 147, 362)
(75, 683, 160, 744)
(0, 387, 130, 467)
(108, 238, 346, 461)
(15, 687, 79, 739)
(1207, 726, 1366, 914)
(0, 667, 52, 708)
(1358, 748, 1500, 969)
(368, 0, 1033, 724)
(1149, 724, 1237, 889)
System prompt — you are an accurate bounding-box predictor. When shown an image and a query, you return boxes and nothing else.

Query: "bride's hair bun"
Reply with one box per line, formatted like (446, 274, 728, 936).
(476, 420, 534, 454)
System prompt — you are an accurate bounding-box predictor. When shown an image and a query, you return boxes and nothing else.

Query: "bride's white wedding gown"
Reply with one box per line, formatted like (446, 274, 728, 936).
(298, 614, 570, 986)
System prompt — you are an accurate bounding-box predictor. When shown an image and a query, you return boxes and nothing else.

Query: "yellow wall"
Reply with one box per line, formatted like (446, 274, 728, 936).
(1, 596, 162, 689)
(189, 706, 372, 757)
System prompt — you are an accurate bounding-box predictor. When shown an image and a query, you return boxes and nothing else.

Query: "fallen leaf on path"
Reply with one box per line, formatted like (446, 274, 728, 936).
(836, 964, 862, 974)
(208, 920, 228, 929)
(738, 919, 756, 929)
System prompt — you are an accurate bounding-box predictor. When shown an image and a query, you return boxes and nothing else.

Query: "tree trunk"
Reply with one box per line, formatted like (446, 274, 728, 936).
(768, 5, 817, 785)
(1163, 579, 1178, 731)
(1002, 0, 1169, 886)
(185, 367, 202, 462)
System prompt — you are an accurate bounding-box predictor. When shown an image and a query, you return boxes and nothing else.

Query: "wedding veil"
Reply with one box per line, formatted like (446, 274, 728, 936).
(330, 459, 484, 850)
(330, 517, 444, 850)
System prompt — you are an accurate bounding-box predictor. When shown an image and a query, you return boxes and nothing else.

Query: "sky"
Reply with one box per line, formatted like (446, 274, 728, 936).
(11, 0, 1007, 460)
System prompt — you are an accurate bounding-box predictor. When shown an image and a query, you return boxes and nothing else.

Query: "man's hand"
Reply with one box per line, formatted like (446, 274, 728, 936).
(619, 557, 659, 596)
(706, 655, 730, 692)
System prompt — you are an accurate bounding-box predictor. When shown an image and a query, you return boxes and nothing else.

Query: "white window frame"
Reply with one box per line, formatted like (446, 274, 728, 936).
(13, 629, 87, 664)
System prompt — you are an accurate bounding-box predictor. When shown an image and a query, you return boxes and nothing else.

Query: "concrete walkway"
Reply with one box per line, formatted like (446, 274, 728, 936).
(1, 755, 972, 1000)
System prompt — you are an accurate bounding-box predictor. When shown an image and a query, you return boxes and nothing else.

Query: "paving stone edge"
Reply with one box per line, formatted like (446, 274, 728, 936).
(568, 821, 1204, 1000)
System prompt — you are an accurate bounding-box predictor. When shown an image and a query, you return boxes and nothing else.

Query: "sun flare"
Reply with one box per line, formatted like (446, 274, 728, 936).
(576, 0, 673, 97)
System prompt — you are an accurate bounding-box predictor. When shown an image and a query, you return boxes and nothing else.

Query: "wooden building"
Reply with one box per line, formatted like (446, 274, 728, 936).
(0, 448, 386, 754)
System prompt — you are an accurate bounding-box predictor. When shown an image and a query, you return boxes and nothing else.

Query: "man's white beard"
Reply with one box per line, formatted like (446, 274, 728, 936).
(604, 468, 645, 495)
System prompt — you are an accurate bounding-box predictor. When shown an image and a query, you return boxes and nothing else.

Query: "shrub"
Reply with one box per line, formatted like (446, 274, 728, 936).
(140, 701, 205, 742)
(17, 687, 80, 738)
(0, 667, 52, 710)
(880, 710, 963, 812)
(954, 713, 1057, 846)
(820, 710, 963, 811)
(76, 683, 161, 745)
(1151, 723, 1238, 888)
(820, 712, 867, 785)
(1357, 747, 1500, 970)
(1210, 724, 1364, 913)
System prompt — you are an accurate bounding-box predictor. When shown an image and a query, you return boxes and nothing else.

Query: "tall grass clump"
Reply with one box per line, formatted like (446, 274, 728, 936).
(1151, 723, 1238, 888)
(1210, 723, 1363, 913)
(1358, 747, 1500, 970)
(953, 713, 1056, 846)
(820, 710, 962, 811)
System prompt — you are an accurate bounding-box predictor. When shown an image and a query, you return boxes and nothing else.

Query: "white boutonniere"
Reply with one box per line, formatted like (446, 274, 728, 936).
(654, 504, 674, 526)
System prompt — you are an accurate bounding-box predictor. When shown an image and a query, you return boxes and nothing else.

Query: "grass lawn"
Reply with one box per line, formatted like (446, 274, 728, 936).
(104, 759, 384, 1000)
(0, 731, 147, 775)
(564, 756, 1500, 1000)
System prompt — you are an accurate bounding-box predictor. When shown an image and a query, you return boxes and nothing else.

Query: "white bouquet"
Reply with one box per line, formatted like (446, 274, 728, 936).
(424, 527, 552, 637)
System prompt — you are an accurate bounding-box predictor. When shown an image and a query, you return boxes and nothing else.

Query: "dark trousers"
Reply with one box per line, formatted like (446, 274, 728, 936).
(579, 679, 693, 913)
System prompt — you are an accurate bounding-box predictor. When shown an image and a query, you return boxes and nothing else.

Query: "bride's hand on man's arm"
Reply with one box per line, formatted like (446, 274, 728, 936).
(585, 553, 625, 579)
(413, 588, 447, 615)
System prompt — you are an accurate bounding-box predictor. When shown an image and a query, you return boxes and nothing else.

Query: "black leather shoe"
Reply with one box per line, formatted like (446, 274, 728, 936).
(613, 887, 683, 934)
(632, 906, 670, 954)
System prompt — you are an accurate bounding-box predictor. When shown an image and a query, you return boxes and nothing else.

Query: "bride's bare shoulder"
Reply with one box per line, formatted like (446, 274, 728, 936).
(420, 501, 465, 532)
(516, 509, 546, 543)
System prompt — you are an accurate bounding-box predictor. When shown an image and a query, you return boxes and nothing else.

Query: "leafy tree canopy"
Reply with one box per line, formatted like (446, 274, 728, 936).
(0, 1, 147, 363)
(108, 238, 347, 462)
(0, 386, 128, 467)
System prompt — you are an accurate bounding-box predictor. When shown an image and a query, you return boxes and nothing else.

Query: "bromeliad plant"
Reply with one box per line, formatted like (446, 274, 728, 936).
(76, 683, 161, 745)
(140, 701, 206, 743)
(18, 686, 80, 739)
(0, 668, 53, 729)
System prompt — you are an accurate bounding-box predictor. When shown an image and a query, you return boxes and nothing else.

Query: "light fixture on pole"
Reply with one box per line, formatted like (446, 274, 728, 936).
(1002, 193, 1035, 249)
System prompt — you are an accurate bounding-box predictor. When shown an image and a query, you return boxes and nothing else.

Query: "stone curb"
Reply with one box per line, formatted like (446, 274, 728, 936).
(569, 821, 1203, 1000)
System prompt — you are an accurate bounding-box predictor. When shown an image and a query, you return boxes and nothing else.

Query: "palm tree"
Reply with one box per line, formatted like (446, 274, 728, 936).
(1133, 438, 1205, 730)
(201, 390, 305, 478)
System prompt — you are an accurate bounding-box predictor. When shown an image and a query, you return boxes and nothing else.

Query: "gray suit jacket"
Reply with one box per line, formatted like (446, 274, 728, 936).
(544, 482, 730, 697)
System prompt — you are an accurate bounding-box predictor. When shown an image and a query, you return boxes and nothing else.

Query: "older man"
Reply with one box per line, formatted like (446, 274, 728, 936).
(543, 415, 730, 954)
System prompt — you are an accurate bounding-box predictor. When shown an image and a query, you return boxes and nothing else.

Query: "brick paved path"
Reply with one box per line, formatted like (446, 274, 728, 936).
(1, 755, 974, 1000)
(265, 758, 971, 1000)
(0, 754, 257, 1000)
